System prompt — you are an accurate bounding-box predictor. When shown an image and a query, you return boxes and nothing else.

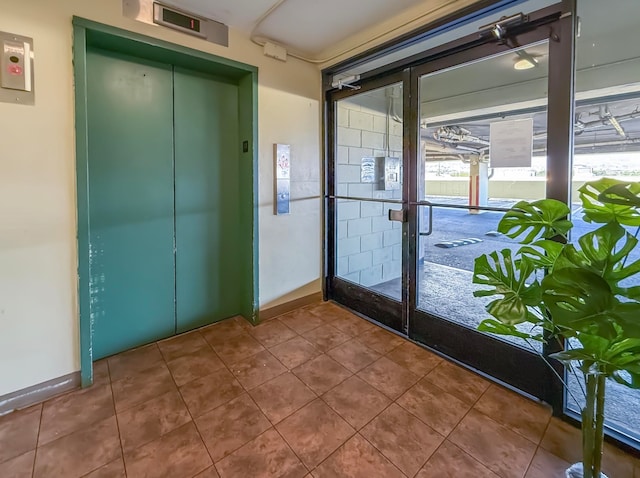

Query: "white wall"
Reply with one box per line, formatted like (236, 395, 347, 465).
(0, 0, 321, 396)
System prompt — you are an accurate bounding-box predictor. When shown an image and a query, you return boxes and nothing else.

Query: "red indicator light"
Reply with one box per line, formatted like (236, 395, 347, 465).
(8, 64, 22, 75)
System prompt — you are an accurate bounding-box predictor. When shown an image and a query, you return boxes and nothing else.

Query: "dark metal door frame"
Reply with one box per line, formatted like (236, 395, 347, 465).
(405, 10, 574, 404)
(326, 0, 640, 456)
(325, 71, 407, 333)
(325, 1, 574, 393)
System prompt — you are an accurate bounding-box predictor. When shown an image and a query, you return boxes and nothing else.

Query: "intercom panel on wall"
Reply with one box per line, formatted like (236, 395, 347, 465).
(0, 31, 34, 105)
(361, 156, 401, 191)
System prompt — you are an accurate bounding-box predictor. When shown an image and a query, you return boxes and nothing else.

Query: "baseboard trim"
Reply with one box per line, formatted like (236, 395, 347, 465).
(0, 371, 81, 416)
(259, 292, 323, 321)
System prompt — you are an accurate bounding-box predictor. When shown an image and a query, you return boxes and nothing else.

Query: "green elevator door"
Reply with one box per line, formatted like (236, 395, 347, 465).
(87, 49, 176, 359)
(86, 51, 245, 359)
(174, 68, 242, 332)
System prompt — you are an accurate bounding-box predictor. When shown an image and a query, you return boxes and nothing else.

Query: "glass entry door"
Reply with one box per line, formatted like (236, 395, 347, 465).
(328, 74, 406, 332)
(408, 41, 553, 397)
(327, 5, 573, 403)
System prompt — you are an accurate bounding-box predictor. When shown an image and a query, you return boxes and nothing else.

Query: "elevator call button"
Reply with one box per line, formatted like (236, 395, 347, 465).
(0, 31, 34, 105)
(1, 39, 30, 91)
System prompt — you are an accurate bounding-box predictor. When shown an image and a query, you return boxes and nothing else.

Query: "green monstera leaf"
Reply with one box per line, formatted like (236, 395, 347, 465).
(603, 338, 640, 388)
(471, 178, 640, 392)
(599, 182, 640, 208)
(579, 178, 640, 226)
(555, 222, 640, 299)
(473, 249, 542, 325)
(551, 334, 611, 373)
(498, 199, 572, 244)
(478, 318, 544, 342)
(542, 268, 640, 339)
(518, 240, 564, 270)
(550, 336, 640, 386)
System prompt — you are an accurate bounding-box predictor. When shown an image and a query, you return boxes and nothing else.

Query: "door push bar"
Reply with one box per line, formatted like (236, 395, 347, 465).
(388, 208, 406, 223)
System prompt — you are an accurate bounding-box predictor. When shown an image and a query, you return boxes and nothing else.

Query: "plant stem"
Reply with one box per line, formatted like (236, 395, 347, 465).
(524, 338, 583, 406)
(593, 373, 606, 477)
(583, 371, 596, 478)
(560, 336, 588, 401)
(582, 371, 606, 478)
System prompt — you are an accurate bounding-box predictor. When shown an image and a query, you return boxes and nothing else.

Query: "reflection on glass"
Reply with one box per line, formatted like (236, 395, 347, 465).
(334, 83, 403, 301)
(416, 42, 550, 351)
(566, 0, 640, 442)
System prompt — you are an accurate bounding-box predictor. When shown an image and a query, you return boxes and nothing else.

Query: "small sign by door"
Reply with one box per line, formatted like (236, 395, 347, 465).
(275, 143, 291, 215)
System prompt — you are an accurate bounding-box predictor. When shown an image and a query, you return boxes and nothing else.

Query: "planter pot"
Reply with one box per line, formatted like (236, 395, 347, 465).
(565, 463, 608, 478)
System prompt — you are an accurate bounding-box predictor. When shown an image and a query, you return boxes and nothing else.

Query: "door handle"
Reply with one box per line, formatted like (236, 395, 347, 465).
(419, 203, 433, 236)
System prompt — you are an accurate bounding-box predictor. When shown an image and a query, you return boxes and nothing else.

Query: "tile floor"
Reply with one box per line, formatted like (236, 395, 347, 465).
(1, 301, 639, 478)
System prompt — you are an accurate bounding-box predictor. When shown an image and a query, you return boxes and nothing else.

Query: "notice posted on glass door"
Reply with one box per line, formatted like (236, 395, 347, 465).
(489, 118, 533, 168)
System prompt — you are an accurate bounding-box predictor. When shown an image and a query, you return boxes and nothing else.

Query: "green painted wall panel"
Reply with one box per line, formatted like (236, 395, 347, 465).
(87, 48, 176, 359)
(174, 67, 243, 332)
(237, 73, 259, 323)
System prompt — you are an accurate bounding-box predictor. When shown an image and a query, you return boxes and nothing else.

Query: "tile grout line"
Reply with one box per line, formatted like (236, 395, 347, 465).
(322, 396, 400, 473)
(244, 324, 318, 474)
(374, 340, 454, 476)
(379, 363, 489, 474)
(180, 328, 230, 477)
(309, 324, 426, 477)
(132, 329, 232, 475)
(107, 358, 128, 478)
(522, 412, 557, 477)
(194, 322, 303, 473)
(448, 381, 534, 477)
(76, 359, 123, 478)
(416, 439, 448, 478)
(30, 402, 44, 478)
(244, 391, 314, 475)
(322, 360, 441, 477)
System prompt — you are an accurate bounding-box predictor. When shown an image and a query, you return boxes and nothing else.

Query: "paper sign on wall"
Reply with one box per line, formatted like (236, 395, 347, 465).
(489, 118, 533, 168)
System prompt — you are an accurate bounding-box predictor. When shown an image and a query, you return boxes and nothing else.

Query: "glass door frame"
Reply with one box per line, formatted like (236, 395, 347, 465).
(325, 71, 409, 334)
(406, 17, 573, 402)
(325, 0, 581, 429)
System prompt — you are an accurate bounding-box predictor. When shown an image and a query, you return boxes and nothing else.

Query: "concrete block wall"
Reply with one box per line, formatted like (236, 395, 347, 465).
(335, 97, 403, 289)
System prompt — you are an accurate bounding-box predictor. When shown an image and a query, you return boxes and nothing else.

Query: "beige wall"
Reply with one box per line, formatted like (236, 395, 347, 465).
(0, 0, 321, 396)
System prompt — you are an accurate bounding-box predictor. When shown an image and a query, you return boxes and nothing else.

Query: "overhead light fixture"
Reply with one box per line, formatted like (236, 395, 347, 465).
(514, 57, 537, 70)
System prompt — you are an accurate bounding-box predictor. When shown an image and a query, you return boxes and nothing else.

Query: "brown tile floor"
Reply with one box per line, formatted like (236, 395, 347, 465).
(1, 301, 639, 478)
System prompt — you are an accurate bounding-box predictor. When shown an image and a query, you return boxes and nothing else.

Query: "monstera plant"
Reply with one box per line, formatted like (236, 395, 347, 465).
(472, 178, 640, 478)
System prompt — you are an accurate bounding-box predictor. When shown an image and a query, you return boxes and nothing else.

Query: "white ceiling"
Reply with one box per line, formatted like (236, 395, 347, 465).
(167, 0, 446, 58)
(255, 0, 432, 56)
(165, 0, 274, 32)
